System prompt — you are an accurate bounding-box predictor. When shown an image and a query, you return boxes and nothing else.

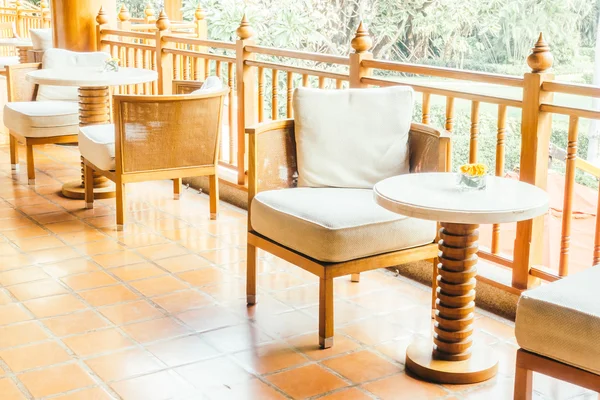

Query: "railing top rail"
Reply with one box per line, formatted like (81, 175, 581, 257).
(164, 48, 235, 63)
(101, 40, 155, 52)
(246, 59, 349, 81)
(245, 45, 350, 66)
(542, 81, 600, 99)
(362, 76, 522, 108)
(540, 103, 600, 121)
(162, 35, 236, 50)
(363, 59, 524, 88)
(101, 29, 155, 40)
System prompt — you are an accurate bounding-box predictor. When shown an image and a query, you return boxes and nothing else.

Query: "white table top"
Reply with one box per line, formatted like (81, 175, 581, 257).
(0, 38, 32, 47)
(374, 173, 549, 224)
(26, 67, 158, 87)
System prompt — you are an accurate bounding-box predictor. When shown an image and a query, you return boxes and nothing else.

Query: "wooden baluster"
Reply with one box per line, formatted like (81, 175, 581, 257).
(216, 60, 222, 78)
(258, 66, 264, 123)
(183, 55, 190, 80)
(559, 116, 580, 277)
(173, 54, 180, 80)
(422, 92, 431, 124)
(445, 97, 455, 132)
(151, 50, 158, 94)
(204, 58, 209, 79)
(194, 57, 201, 80)
(336, 79, 343, 89)
(318, 76, 325, 89)
(469, 101, 480, 163)
(594, 182, 600, 265)
(142, 49, 150, 94)
(134, 48, 141, 94)
(228, 62, 235, 164)
(286, 71, 293, 118)
(271, 69, 278, 120)
(491, 105, 507, 254)
(302, 74, 308, 87)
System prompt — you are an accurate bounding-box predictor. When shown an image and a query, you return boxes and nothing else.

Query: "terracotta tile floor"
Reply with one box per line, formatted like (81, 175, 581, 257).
(0, 139, 597, 400)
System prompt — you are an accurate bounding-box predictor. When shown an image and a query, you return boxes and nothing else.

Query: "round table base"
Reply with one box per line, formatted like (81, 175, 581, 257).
(406, 340, 498, 384)
(62, 180, 115, 200)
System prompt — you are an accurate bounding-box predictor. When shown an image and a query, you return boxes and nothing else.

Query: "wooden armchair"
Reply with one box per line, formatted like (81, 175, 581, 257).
(247, 98, 451, 349)
(81, 88, 229, 230)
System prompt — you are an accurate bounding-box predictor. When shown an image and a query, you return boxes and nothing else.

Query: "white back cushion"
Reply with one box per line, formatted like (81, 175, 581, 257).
(293, 86, 414, 188)
(30, 28, 52, 50)
(191, 76, 224, 94)
(36, 49, 111, 102)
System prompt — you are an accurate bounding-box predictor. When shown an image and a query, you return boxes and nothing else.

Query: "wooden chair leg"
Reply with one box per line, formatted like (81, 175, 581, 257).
(173, 178, 181, 200)
(247, 243, 257, 305)
(514, 351, 533, 400)
(350, 273, 360, 282)
(116, 182, 126, 231)
(319, 277, 334, 349)
(84, 162, 94, 209)
(209, 174, 219, 219)
(25, 142, 35, 185)
(432, 257, 438, 319)
(9, 133, 18, 169)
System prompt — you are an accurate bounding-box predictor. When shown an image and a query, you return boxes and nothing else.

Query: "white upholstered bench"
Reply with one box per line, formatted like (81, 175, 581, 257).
(514, 266, 600, 399)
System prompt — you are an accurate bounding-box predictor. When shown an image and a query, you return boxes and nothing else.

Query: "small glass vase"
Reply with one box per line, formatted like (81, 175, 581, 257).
(457, 173, 487, 191)
(103, 61, 119, 73)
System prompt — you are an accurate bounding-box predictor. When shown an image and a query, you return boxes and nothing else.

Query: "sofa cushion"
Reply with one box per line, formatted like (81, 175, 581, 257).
(79, 124, 116, 171)
(37, 49, 110, 102)
(191, 76, 224, 94)
(30, 28, 52, 51)
(251, 187, 436, 263)
(515, 266, 600, 375)
(0, 56, 19, 68)
(293, 86, 414, 189)
(4, 101, 79, 138)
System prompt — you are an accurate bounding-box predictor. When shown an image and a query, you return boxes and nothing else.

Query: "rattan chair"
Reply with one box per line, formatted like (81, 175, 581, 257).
(246, 86, 452, 349)
(81, 88, 229, 230)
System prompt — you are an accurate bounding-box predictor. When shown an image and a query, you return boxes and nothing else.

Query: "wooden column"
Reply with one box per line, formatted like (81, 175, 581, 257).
(512, 33, 554, 290)
(349, 22, 372, 88)
(51, 0, 117, 52)
(164, 0, 181, 21)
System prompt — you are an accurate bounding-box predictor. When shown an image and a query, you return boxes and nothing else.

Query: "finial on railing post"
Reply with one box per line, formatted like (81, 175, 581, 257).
(527, 33, 554, 73)
(156, 10, 170, 31)
(118, 4, 131, 22)
(96, 6, 109, 26)
(144, 2, 155, 23)
(40, 0, 50, 27)
(236, 14, 255, 40)
(194, 4, 205, 21)
(351, 21, 372, 53)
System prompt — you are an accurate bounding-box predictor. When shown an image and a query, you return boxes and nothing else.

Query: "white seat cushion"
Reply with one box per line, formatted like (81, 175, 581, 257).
(78, 124, 116, 171)
(251, 187, 436, 263)
(37, 49, 110, 102)
(3, 101, 79, 138)
(0, 56, 19, 68)
(191, 76, 224, 94)
(293, 86, 414, 189)
(515, 266, 600, 375)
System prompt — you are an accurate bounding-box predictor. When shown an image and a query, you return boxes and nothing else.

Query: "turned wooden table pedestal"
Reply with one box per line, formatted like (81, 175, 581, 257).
(374, 172, 549, 384)
(25, 67, 157, 199)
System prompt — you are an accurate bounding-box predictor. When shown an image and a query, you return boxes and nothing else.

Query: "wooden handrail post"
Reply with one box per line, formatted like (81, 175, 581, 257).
(156, 10, 172, 95)
(40, 0, 51, 28)
(236, 14, 257, 185)
(194, 4, 207, 79)
(349, 21, 372, 88)
(512, 33, 555, 290)
(144, 2, 155, 24)
(117, 4, 131, 31)
(15, 0, 23, 37)
(95, 6, 110, 53)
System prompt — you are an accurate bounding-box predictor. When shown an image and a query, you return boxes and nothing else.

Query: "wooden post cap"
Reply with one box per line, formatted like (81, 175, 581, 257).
(96, 6, 109, 25)
(195, 4, 205, 21)
(118, 5, 131, 22)
(351, 21, 373, 53)
(145, 3, 155, 19)
(156, 10, 170, 31)
(40, 0, 48, 8)
(236, 14, 255, 40)
(527, 33, 554, 73)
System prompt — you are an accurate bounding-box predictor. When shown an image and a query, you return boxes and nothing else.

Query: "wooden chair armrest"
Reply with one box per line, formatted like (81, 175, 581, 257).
(246, 118, 295, 136)
(172, 79, 203, 95)
(6, 63, 42, 102)
(409, 122, 453, 173)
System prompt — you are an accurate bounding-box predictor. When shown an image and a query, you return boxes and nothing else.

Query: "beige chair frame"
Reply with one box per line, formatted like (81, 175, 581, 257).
(83, 88, 229, 230)
(6, 62, 78, 184)
(514, 349, 600, 400)
(246, 119, 451, 348)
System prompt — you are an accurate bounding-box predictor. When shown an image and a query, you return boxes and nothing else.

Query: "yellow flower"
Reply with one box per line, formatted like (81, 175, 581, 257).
(460, 163, 487, 177)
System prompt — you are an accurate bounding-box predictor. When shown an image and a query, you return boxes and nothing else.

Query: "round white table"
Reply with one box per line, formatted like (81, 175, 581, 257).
(374, 172, 549, 384)
(0, 38, 32, 71)
(26, 67, 158, 199)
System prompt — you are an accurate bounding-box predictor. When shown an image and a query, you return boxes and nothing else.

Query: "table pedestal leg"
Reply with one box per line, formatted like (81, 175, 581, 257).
(62, 86, 115, 200)
(405, 222, 498, 384)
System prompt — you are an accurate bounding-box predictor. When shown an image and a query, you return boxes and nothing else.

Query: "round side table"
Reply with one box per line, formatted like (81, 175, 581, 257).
(26, 67, 157, 199)
(374, 172, 549, 384)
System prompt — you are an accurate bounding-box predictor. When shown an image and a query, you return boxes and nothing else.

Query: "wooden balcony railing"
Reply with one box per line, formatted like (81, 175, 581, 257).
(96, 6, 600, 294)
(0, 0, 50, 38)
